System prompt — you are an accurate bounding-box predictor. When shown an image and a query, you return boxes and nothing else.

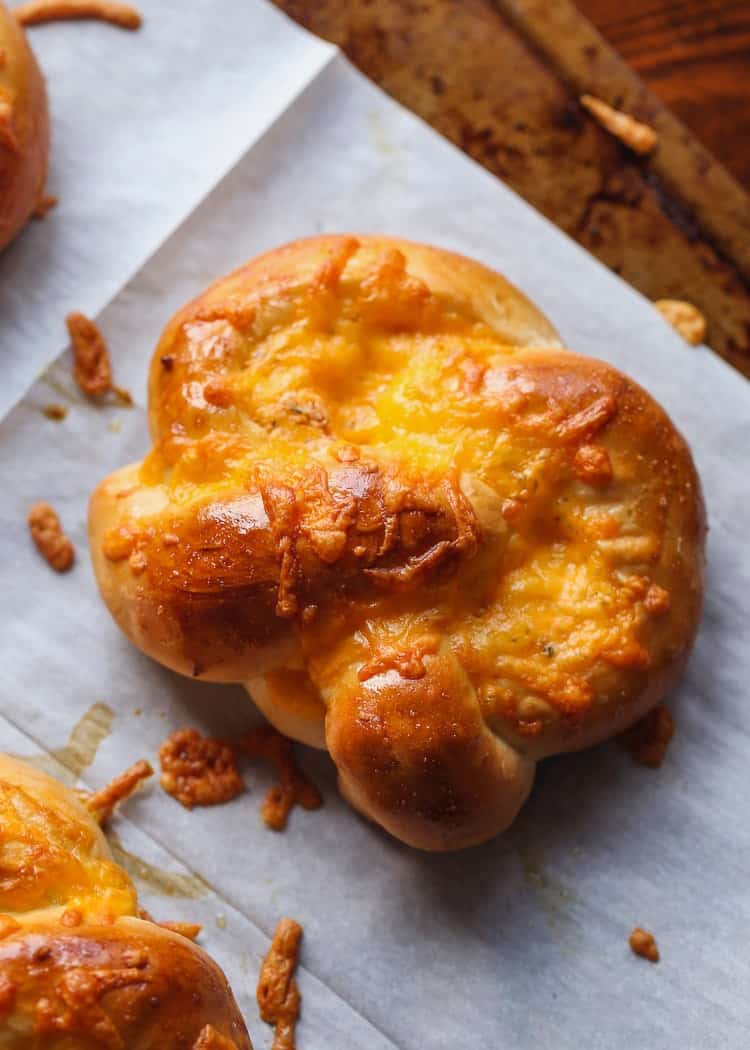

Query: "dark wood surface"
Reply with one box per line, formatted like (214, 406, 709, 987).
(274, 0, 750, 377)
(578, 0, 750, 190)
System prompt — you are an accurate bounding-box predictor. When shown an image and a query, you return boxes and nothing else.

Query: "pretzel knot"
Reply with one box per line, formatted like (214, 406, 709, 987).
(0, 755, 251, 1048)
(90, 235, 706, 850)
(0, 6, 49, 252)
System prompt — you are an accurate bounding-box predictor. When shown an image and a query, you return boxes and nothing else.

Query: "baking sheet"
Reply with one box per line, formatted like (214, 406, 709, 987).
(1, 8, 750, 1049)
(0, 0, 334, 416)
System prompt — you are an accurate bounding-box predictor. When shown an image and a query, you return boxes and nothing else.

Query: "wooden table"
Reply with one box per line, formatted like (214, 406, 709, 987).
(579, 0, 750, 191)
(274, 0, 750, 377)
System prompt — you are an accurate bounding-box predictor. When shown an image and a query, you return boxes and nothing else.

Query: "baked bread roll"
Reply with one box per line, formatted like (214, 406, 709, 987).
(0, 754, 252, 1048)
(0, 2, 49, 251)
(90, 235, 706, 850)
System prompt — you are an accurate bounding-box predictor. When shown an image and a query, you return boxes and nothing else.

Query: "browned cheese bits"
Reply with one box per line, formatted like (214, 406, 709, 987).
(66, 311, 113, 397)
(192, 1024, 241, 1050)
(14, 0, 141, 29)
(257, 917, 303, 1050)
(85, 758, 153, 824)
(629, 927, 660, 962)
(623, 703, 674, 768)
(28, 501, 75, 572)
(159, 728, 244, 809)
(580, 94, 657, 155)
(32, 193, 57, 218)
(654, 299, 707, 346)
(240, 725, 322, 830)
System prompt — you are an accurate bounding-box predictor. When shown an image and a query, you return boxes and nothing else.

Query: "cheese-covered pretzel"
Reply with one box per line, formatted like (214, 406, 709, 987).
(0, 754, 252, 1048)
(90, 236, 706, 850)
(0, 2, 49, 251)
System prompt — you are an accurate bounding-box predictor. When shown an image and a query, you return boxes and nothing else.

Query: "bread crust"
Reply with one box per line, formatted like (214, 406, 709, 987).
(0, 2, 49, 251)
(0, 754, 252, 1049)
(0, 920, 251, 1049)
(90, 235, 706, 850)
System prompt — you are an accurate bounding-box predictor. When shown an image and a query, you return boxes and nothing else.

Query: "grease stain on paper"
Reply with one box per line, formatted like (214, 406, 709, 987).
(368, 109, 399, 158)
(107, 832, 209, 900)
(40, 370, 82, 406)
(41, 403, 68, 421)
(12, 702, 114, 784)
(517, 845, 577, 934)
(9, 704, 207, 900)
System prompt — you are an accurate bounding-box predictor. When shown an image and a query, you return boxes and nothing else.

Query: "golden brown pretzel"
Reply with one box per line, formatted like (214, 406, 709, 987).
(89, 235, 706, 850)
(0, 754, 252, 1048)
(0, 2, 49, 251)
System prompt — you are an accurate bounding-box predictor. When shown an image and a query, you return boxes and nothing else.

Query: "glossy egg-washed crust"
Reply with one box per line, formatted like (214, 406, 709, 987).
(89, 235, 706, 850)
(0, 2, 49, 251)
(0, 755, 252, 1049)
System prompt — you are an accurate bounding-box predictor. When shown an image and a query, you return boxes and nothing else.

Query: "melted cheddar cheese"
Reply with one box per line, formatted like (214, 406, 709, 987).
(90, 236, 705, 848)
(0, 757, 136, 924)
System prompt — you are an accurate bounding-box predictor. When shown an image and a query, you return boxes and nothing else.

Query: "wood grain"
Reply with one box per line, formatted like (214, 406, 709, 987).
(577, 0, 750, 189)
(272, 0, 750, 376)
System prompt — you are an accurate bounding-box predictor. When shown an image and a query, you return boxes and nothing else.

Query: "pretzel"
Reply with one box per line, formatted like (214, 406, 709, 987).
(13, 0, 141, 30)
(0, 1, 49, 251)
(0, 754, 252, 1048)
(89, 235, 706, 850)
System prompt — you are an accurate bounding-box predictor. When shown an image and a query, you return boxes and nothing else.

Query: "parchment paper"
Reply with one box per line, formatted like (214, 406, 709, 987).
(1, 8, 750, 1049)
(0, 0, 334, 415)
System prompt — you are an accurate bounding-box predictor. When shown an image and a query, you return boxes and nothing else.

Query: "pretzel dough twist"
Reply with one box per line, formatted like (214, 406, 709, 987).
(0, 2, 49, 251)
(90, 236, 705, 850)
(0, 755, 252, 1048)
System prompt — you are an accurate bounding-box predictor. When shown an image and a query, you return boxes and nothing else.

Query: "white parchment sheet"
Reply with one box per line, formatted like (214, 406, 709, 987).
(0, 0, 334, 415)
(2, 11, 750, 1050)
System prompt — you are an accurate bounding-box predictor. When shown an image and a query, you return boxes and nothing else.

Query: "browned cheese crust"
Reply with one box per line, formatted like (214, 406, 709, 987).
(239, 726, 322, 830)
(0, 754, 252, 1048)
(159, 727, 244, 810)
(629, 926, 660, 963)
(13, 0, 142, 30)
(0, 2, 49, 251)
(28, 501, 75, 572)
(89, 235, 706, 850)
(256, 918, 302, 1050)
(622, 702, 675, 768)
